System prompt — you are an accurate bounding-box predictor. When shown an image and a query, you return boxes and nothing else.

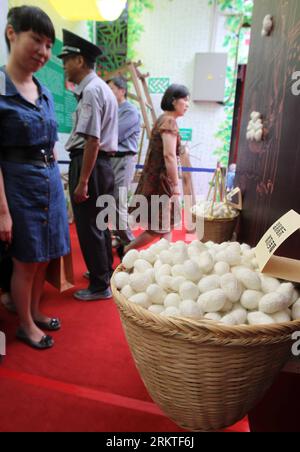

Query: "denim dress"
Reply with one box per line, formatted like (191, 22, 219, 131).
(0, 68, 70, 262)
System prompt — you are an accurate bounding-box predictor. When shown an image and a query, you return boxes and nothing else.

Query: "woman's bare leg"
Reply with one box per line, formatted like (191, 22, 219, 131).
(11, 259, 46, 342)
(31, 262, 50, 323)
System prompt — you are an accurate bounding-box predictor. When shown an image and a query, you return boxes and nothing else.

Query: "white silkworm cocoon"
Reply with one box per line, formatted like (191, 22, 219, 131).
(129, 293, 150, 308)
(146, 284, 167, 305)
(292, 290, 299, 304)
(197, 251, 214, 274)
(148, 305, 165, 315)
(225, 244, 242, 265)
(198, 275, 221, 293)
(204, 313, 222, 321)
(197, 289, 227, 313)
(221, 307, 247, 325)
(260, 275, 281, 294)
(183, 260, 202, 282)
(139, 250, 157, 264)
(154, 259, 163, 271)
(215, 250, 240, 266)
(220, 299, 233, 313)
(214, 261, 230, 276)
(155, 265, 171, 283)
(156, 238, 170, 251)
(248, 311, 275, 325)
(134, 259, 153, 273)
(292, 300, 300, 320)
(122, 249, 140, 269)
(261, 14, 273, 36)
(171, 264, 186, 277)
(234, 267, 261, 291)
(172, 250, 188, 265)
(259, 292, 290, 314)
(170, 276, 186, 292)
(114, 272, 130, 290)
(277, 283, 294, 306)
(159, 250, 174, 265)
(233, 307, 247, 323)
(251, 111, 261, 121)
(179, 282, 200, 301)
(240, 257, 254, 269)
(240, 290, 264, 310)
(130, 273, 152, 293)
(218, 242, 230, 251)
(207, 248, 217, 261)
(241, 243, 251, 252)
(145, 268, 155, 284)
(220, 273, 243, 302)
(164, 293, 181, 308)
(158, 264, 172, 276)
(255, 130, 263, 142)
(241, 248, 255, 260)
(121, 284, 135, 299)
(179, 300, 203, 319)
(271, 310, 291, 323)
(157, 275, 173, 291)
(189, 240, 206, 252)
(162, 306, 180, 317)
(187, 246, 201, 259)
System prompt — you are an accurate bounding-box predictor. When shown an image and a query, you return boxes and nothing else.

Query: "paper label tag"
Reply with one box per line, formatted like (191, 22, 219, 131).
(255, 210, 300, 282)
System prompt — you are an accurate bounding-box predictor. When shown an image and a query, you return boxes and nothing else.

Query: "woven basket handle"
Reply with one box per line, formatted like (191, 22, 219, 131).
(226, 187, 242, 210)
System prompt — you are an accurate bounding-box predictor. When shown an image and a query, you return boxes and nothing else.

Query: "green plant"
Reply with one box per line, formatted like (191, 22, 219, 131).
(209, 0, 253, 165)
(127, 0, 154, 60)
(96, 9, 129, 76)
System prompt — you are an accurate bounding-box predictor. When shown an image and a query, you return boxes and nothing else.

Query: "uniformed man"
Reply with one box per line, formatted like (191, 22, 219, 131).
(58, 30, 118, 301)
(108, 76, 141, 255)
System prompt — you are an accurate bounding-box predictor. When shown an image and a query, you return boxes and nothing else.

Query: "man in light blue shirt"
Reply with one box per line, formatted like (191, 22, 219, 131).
(108, 77, 141, 252)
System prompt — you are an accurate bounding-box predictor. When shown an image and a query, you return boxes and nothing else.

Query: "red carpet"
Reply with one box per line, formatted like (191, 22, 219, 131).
(0, 226, 249, 432)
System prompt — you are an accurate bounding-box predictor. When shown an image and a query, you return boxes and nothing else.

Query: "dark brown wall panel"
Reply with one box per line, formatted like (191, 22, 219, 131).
(236, 0, 300, 258)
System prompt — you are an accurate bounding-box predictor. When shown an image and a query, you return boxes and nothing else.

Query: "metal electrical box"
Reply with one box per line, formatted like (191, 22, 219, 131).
(192, 53, 228, 102)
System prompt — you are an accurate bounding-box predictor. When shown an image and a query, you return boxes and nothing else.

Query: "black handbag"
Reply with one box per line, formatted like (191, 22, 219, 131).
(0, 242, 12, 293)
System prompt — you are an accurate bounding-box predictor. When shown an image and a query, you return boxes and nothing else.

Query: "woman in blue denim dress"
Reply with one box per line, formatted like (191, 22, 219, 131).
(0, 6, 70, 349)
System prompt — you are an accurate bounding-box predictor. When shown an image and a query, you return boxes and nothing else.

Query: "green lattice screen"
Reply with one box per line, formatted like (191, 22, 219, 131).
(96, 9, 128, 77)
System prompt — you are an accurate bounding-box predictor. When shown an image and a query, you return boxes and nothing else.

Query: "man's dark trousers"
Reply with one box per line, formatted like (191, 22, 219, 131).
(69, 152, 115, 292)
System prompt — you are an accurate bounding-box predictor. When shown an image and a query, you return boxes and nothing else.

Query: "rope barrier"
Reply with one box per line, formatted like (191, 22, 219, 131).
(58, 161, 216, 174)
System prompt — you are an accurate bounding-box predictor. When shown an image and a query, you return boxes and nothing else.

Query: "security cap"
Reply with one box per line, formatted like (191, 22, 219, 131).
(58, 29, 102, 62)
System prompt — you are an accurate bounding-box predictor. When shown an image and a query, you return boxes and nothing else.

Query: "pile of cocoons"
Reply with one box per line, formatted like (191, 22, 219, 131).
(191, 201, 238, 219)
(246, 112, 263, 142)
(113, 239, 300, 326)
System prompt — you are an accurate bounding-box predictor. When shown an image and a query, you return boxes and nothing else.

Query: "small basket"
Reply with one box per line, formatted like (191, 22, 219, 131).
(192, 213, 239, 244)
(112, 266, 300, 432)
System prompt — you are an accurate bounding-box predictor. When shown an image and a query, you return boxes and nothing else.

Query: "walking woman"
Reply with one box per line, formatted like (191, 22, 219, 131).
(125, 84, 190, 253)
(0, 6, 70, 349)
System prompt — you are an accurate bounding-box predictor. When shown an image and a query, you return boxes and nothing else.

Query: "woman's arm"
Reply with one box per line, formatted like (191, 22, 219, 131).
(0, 168, 12, 243)
(162, 133, 180, 194)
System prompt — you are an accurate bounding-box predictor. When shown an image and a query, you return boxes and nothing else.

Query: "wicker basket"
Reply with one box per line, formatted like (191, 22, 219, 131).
(192, 213, 239, 244)
(112, 266, 300, 431)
